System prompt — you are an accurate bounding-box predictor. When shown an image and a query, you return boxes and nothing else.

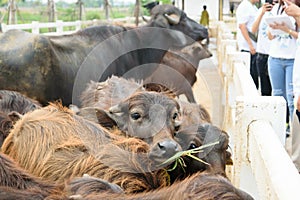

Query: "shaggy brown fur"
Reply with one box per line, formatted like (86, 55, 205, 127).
(0, 90, 41, 115)
(80, 76, 144, 109)
(179, 100, 211, 124)
(67, 172, 254, 200)
(0, 153, 66, 199)
(0, 90, 41, 147)
(66, 175, 124, 197)
(0, 112, 13, 147)
(0, 187, 65, 200)
(1, 103, 170, 194)
(143, 82, 177, 99)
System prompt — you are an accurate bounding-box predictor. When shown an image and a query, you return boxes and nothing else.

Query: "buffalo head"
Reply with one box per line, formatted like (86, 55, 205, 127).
(146, 4, 208, 42)
(104, 91, 182, 164)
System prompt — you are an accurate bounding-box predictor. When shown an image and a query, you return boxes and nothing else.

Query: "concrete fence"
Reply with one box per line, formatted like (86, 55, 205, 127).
(0, 17, 142, 35)
(216, 21, 300, 199)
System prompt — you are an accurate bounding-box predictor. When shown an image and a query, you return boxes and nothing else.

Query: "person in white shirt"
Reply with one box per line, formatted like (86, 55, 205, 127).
(283, 0, 300, 172)
(252, 2, 274, 96)
(267, 0, 298, 134)
(236, 0, 260, 89)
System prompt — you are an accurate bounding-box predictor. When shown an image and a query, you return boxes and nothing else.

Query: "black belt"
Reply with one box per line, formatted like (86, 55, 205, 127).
(257, 53, 269, 57)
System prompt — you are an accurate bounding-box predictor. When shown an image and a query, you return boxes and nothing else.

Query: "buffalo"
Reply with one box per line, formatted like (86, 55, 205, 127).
(1, 100, 179, 193)
(171, 124, 232, 182)
(145, 41, 212, 102)
(0, 90, 41, 115)
(67, 172, 254, 200)
(0, 4, 208, 106)
(0, 90, 41, 146)
(0, 153, 66, 200)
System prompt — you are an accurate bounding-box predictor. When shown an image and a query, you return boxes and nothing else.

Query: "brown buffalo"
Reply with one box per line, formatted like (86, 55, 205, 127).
(0, 112, 12, 147)
(0, 90, 41, 147)
(80, 76, 144, 110)
(78, 81, 182, 160)
(178, 100, 211, 127)
(0, 111, 22, 147)
(170, 124, 232, 182)
(145, 42, 212, 102)
(0, 90, 41, 114)
(0, 153, 65, 199)
(67, 172, 254, 200)
(1, 102, 178, 193)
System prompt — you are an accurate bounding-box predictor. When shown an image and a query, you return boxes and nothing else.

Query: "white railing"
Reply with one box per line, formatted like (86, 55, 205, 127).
(217, 21, 300, 199)
(0, 17, 142, 35)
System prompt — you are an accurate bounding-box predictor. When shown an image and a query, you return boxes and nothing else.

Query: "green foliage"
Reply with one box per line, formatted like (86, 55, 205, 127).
(160, 0, 172, 4)
(85, 10, 101, 20)
(83, 0, 103, 8)
(0, 3, 134, 23)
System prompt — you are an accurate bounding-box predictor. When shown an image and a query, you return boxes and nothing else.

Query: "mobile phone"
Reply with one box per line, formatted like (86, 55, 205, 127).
(266, 0, 273, 4)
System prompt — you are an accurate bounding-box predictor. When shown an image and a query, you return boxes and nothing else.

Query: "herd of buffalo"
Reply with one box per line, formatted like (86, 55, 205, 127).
(0, 4, 254, 200)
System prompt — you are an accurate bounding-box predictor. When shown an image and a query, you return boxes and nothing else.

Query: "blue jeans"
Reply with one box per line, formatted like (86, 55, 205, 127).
(268, 56, 294, 122)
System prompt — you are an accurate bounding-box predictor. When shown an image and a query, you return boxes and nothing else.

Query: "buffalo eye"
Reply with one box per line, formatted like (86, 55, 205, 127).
(188, 143, 197, 150)
(131, 112, 141, 120)
(172, 112, 178, 120)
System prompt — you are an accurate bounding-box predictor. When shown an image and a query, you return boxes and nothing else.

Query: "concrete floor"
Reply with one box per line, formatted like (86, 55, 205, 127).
(192, 38, 224, 128)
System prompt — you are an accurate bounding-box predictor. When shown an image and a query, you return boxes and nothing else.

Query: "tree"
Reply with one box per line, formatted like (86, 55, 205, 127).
(104, 0, 109, 19)
(7, 0, 17, 24)
(48, 0, 56, 22)
(76, 0, 84, 20)
(134, 0, 140, 26)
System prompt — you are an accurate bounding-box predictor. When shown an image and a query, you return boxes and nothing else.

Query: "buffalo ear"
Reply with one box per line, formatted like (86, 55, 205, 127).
(7, 111, 23, 123)
(77, 107, 117, 129)
(142, 15, 151, 23)
(95, 109, 117, 129)
(226, 150, 233, 165)
(105, 103, 129, 131)
(154, 15, 170, 28)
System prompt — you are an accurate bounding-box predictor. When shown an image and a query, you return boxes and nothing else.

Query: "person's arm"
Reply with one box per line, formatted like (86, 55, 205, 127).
(252, 3, 273, 33)
(239, 23, 256, 54)
(283, 0, 300, 17)
(267, 29, 275, 40)
(293, 38, 300, 111)
(269, 22, 298, 39)
(283, 0, 300, 28)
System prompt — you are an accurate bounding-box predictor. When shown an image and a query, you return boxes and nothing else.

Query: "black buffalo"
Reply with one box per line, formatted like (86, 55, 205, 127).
(0, 4, 208, 106)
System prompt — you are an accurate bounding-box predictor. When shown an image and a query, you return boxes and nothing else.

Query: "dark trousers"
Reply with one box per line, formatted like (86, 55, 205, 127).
(241, 50, 259, 89)
(256, 53, 272, 96)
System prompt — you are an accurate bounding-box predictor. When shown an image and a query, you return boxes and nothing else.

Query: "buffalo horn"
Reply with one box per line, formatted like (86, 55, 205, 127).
(164, 13, 180, 25)
(142, 15, 151, 22)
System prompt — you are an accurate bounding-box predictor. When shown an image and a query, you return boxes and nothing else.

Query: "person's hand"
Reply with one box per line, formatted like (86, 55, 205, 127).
(283, 0, 300, 17)
(297, 96, 300, 111)
(269, 22, 290, 33)
(262, 3, 273, 14)
(249, 45, 256, 55)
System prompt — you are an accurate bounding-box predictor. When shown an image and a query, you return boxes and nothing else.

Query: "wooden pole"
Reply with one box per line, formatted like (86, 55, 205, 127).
(77, 0, 84, 20)
(48, 0, 56, 22)
(48, 0, 56, 32)
(134, 0, 140, 26)
(219, 0, 223, 21)
(104, 0, 109, 20)
(8, 0, 17, 25)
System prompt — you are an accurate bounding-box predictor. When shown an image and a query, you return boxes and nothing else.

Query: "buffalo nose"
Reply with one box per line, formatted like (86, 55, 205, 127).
(157, 140, 180, 156)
